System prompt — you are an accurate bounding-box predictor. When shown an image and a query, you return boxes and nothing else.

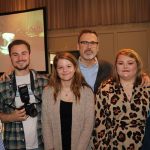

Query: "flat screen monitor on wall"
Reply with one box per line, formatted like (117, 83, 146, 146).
(0, 7, 48, 75)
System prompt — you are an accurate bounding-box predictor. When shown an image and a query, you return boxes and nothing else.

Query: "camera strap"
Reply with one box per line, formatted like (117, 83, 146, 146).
(5, 71, 42, 109)
(29, 71, 42, 104)
(30, 70, 35, 93)
(11, 70, 35, 94)
(15, 70, 42, 104)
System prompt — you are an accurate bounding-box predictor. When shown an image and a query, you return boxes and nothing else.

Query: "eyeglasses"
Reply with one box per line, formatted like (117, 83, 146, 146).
(80, 41, 98, 47)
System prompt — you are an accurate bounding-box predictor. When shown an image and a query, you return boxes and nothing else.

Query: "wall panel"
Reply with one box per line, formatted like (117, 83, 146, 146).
(48, 23, 150, 73)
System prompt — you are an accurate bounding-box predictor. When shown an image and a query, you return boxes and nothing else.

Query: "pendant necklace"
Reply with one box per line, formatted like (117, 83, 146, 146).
(65, 93, 68, 96)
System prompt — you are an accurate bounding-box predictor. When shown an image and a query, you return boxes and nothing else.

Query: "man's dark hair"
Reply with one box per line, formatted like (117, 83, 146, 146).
(78, 29, 98, 43)
(8, 39, 31, 55)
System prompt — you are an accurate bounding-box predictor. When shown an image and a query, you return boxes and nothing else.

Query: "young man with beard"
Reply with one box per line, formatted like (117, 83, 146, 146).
(0, 39, 48, 150)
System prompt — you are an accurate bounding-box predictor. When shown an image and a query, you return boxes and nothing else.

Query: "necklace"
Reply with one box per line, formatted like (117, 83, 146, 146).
(60, 89, 75, 102)
(65, 93, 68, 97)
(61, 89, 72, 97)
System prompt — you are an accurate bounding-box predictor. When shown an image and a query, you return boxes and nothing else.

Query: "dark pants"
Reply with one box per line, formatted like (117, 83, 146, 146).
(142, 116, 150, 150)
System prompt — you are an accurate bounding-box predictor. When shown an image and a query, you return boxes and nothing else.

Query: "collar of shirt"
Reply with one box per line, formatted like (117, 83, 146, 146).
(78, 56, 98, 68)
(78, 57, 99, 90)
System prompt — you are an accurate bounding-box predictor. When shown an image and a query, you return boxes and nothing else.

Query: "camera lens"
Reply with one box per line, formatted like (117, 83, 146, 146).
(25, 104, 38, 117)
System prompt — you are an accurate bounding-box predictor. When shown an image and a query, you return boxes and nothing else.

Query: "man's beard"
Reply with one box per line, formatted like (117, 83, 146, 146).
(11, 59, 30, 71)
(14, 64, 30, 71)
(84, 49, 96, 60)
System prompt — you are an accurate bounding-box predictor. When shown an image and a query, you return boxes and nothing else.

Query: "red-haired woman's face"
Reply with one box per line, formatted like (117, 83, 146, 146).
(56, 58, 75, 82)
(116, 54, 137, 81)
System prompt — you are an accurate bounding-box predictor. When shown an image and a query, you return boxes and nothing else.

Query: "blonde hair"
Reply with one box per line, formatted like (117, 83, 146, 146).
(49, 52, 89, 101)
(113, 48, 143, 85)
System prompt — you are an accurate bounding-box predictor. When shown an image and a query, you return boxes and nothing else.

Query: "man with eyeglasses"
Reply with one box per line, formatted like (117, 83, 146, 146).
(77, 29, 113, 93)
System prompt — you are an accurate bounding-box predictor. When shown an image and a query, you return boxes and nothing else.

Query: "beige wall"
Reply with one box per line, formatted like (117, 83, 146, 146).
(48, 23, 150, 74)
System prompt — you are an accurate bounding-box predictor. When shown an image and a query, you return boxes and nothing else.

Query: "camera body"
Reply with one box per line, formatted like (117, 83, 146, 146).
(18, 84, 38, 117)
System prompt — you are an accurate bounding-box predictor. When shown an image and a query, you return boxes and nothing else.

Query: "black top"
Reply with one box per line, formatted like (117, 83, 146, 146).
(60, 100, 73, 150)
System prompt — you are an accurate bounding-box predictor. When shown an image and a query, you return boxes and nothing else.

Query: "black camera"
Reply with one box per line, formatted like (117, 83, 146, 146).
(18, 84, 38, 117)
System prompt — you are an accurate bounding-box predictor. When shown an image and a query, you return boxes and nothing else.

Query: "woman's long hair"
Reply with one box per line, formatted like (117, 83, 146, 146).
(113, 48, 143, 86)
(49, 52, 89, 101)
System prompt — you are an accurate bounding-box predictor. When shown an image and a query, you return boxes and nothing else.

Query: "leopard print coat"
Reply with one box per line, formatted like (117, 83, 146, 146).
(91, 79, 150, 150)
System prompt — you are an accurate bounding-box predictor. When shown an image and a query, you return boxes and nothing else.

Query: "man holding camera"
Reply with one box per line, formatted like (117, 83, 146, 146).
(0, 39, 49, 150)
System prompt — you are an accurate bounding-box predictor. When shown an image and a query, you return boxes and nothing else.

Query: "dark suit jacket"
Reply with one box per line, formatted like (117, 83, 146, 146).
(94, 60, 113, 94)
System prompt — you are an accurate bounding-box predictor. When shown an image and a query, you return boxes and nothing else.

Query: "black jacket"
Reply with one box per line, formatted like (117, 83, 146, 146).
(94, 60, 113, 94)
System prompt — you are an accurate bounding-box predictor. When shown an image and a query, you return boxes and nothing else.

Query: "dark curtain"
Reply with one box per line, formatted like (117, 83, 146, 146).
(0, 0, 150, 30)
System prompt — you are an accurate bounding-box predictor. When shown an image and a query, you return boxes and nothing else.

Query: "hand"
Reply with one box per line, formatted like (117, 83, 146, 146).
(141, 73, 150, 87)
(0, 68, 13, 81)
(10, 108, 28, 122)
